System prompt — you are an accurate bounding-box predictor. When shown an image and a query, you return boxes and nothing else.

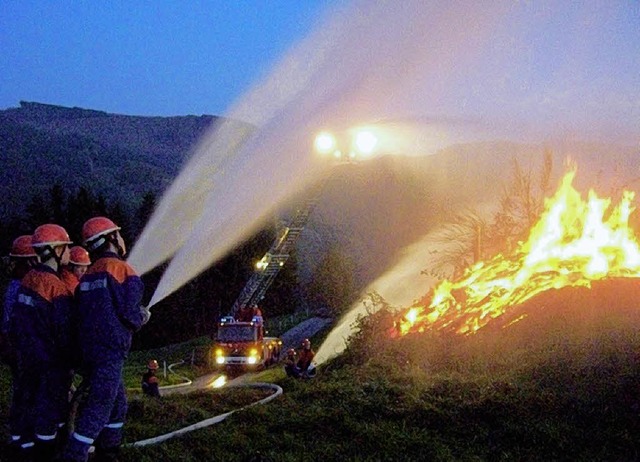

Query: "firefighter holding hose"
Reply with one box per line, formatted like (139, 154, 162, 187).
(62, 217, 151, 462)
(297, 338, 316, 378)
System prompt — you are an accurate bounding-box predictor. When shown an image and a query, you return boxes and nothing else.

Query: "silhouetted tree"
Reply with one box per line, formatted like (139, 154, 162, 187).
(423, 149, 554, 280)
(50, 183, 66, 225)
(134, 191, 157, 240)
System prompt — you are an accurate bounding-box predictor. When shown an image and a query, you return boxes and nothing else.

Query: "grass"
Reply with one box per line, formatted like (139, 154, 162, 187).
(3, 286, 640, 461)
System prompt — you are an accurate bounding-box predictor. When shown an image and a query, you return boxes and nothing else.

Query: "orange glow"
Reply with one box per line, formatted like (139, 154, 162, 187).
(395, 169, 640, 336)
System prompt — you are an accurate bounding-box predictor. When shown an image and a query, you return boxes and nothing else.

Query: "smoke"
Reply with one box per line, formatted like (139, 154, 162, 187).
(128, 0, 640, 308)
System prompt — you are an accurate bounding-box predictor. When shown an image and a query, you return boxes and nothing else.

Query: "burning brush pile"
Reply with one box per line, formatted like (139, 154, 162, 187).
(393, 168, 640, 339)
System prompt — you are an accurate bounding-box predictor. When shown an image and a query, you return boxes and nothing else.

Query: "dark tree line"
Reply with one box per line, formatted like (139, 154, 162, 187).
(0, 184, 155, 252)
(0, 184, 300, 349)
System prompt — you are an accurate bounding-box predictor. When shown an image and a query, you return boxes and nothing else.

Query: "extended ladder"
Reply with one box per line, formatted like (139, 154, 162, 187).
(229, 176, 330, 316)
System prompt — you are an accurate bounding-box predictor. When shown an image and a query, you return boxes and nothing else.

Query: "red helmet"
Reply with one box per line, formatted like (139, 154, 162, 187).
(69, 246, 91, 266)
(82, 217, 120, 249)
(32, 224, 73, 248)
(148, 359, 159, 370)
(9, 235, 37, 258)
(287, 348, 296, 356)
(302, 338, 311, 349)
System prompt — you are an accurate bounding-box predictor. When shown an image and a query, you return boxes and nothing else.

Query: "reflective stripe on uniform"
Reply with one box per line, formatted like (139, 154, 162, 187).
(21, 441, 35, 449)
(36, 433, 57, 441)
(18, 293, 35, 306)
(72, 432, 94, 444)
(11, 435, 20, 441)
(105, 422, 124, 429)
(79, 278, 108, 292)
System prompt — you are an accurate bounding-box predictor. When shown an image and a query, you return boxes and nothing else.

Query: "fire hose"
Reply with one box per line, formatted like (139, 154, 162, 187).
(126, 382, 283, 447)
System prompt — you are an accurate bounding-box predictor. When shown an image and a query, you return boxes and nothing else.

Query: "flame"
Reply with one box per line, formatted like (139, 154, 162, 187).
(395, 169, 640, 336)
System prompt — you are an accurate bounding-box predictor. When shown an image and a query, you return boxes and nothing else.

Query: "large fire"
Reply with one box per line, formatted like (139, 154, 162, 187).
(395, 169, 640, 336)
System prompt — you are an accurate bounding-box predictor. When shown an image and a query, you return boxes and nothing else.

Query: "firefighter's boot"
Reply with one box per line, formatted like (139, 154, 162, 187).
(93, 446, 120, 462)
(33, 440, 56, 462)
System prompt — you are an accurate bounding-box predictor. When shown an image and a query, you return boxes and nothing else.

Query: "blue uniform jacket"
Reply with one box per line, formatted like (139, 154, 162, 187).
(76, 252, 145, 362)
(10, 266, 73, 367)
(2, 279, 20, 336)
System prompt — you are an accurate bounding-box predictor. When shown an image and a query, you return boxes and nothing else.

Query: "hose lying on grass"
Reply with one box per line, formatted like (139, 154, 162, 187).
(160, 360, 193, 390)
(126, 382, 283, 447)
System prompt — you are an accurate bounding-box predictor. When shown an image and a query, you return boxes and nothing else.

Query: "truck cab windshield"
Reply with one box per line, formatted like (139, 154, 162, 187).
(217, 325, 258, 342)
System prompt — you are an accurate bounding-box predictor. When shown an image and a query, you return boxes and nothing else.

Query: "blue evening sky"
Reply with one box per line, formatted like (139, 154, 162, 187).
(0, 1, 339, 116)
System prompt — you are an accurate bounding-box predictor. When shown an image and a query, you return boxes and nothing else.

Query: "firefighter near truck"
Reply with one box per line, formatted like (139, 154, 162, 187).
(212, 315, 282, 372)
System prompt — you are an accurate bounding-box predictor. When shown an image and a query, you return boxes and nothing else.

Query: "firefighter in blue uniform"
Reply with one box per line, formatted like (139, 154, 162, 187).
(2, 234, 40, 459)
(62, 217, 150, 462)
(9, 225, 74, 462)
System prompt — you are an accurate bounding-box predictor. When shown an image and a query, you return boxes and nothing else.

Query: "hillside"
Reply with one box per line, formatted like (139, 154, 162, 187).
(0, 101, 221, 219)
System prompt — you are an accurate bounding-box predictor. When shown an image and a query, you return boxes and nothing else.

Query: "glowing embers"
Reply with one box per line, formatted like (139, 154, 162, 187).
(395, 169, 640, 337)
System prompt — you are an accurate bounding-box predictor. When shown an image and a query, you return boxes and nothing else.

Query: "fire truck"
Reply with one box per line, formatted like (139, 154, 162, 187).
(212, 315, 282, 371)
(211, 174, 329, 371)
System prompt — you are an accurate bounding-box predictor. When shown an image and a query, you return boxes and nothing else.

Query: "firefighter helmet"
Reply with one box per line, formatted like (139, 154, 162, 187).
(82, 217, 121, 250)
(9, 235, 37, 258)
(287, 348, 296, 356)
(302, 338, 311, 349)
(148, 359, 159, 370)
(32, 224, 73, 248)
(69, 246, 91, 266)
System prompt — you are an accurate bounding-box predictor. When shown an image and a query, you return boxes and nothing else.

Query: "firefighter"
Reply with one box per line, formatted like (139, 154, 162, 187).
(60, 246, 91, 293)
(141, 359, 161, 398)
(2, 234, 39, 459)
(9, 225, 74, 462)
(297, 339, 316, 378)
(283, 348, 300, 378)
(237, 303, 263, 322)
(251, 304, 263, 319)
(62, 217, 150, 462)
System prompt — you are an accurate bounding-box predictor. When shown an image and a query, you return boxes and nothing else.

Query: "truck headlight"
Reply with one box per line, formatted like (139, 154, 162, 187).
(216, 356, 225, 365)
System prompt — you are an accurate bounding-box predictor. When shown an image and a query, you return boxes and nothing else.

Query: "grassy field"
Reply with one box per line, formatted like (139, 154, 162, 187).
(3, 283, 640, 461)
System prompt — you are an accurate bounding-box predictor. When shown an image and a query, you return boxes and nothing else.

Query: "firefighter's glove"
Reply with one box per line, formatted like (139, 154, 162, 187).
(140, 305, 152, 325)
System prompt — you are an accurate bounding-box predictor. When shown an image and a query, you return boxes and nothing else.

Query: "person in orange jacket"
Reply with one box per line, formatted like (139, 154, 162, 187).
(60, 246, 91, 293)
(10, 224, 74, 461)
(237, 303, 263, 322)
(63, 216, 150, 462)
(296, 339, 316, 378)
(283, 348, 300, 378)
(2, 234, 39, 459)
(141, 359, 161, 398)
